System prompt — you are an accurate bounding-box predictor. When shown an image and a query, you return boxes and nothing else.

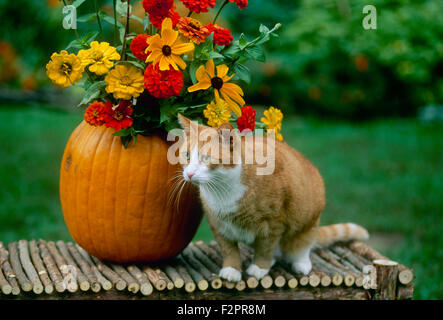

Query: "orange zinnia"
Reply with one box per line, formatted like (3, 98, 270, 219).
(177, 17, 211, 45)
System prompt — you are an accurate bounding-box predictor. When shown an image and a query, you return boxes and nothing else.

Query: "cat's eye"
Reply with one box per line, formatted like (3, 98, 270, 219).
(183, 152, 190, 160)
(200, 154, 211, 164)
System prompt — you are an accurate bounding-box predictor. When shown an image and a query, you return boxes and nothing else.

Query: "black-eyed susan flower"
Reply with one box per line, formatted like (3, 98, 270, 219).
(77, 41, 121, 76)
(203, 98, 231, 127)
(145, 18, 194, 71)
(261, 106, 284, 141)
(188, 59, 245, 116)
(104, 64, 145, 100)
(46, 50, 84, 87)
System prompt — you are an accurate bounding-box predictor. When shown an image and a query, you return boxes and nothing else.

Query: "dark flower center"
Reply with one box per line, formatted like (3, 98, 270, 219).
(61, 63, 72, 75)
(113, 112, 124, 121)
(211, 77, 224, 90)
(162, 45, 172, 56)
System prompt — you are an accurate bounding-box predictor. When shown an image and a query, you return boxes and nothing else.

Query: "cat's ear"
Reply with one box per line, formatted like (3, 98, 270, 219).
(177, 113, 191, 133)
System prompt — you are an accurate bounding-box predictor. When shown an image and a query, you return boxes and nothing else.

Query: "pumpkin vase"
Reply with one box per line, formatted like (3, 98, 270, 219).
(59, 121, 202, 262)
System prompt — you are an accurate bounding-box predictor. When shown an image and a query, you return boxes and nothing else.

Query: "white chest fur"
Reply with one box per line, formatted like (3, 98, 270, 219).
(199, 165, 247, 216)
(199, 165, 253, 243)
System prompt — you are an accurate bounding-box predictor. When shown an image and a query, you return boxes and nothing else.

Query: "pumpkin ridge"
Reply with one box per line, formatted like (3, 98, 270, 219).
(72, 123, 99, 252)
(135, 137, 153, 260)
(88, 126, 113, 257)
(102, 132, 120, 260)
(147, 137, 170, 260)
(83, 126, 107, 256)
(60, 122, 86, 240)
(154, 144, 172, 259)
(111, 136, 125, 260)
(122, 141, 137, 260)
(163, 162, 184, 255)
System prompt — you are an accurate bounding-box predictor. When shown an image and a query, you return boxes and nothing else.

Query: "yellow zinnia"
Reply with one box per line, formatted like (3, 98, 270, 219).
(77, 41, 121, 76)
(46, 50, 83, 87)
(145, 18, 194, 71)
(188, 59, 245, 116)
(203, 98, 231, 128)
(261, 106, 284, 141)
(104, 64, 144, 100)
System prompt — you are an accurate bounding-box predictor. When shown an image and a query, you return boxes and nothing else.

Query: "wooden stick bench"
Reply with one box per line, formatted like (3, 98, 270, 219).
(0, 240, 413, 300)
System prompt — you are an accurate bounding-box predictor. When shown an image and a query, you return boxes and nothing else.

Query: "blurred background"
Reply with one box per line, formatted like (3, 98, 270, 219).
(0, 0, 441, 299)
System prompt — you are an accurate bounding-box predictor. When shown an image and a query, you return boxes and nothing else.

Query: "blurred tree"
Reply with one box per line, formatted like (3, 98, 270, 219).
(226, 0, 443, 118)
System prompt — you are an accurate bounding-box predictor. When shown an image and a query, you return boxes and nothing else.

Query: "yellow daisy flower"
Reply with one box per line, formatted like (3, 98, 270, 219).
(203, 98, 231, 128)
(188, 59, 245, 116)
(46, 50, 83, 87)
(104, 64, 144, 100)
(77, 41, 121, 76)
(145, 18, 195, 71)
(261, 106, 284, 141)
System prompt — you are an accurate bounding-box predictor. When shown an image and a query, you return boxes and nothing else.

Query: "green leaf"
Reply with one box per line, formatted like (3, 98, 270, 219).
(189, 61, 201, 84)
(116, 60, 145, 70)
(72, 0, 87, 8)
(243, 46, 266, 62)
(208, 51, 224, 60)
(234, 63, 251, 84)
(99, 10, 125, 29)
(77, 81, 107, 107)
(239, 33, 248, 49)
(65, 39, 84, 51)
(130, 15, 144, 25)
(77, 13, 97, 23)
(143, 16, 150, 32)
(112, 128, 132, 137)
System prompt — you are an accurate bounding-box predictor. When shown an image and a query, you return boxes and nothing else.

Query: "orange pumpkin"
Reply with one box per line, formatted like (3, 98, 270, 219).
(60, 121, 202, 262)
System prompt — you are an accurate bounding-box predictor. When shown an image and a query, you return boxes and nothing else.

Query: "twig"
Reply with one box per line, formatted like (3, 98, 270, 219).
(45, 241, 77, 292)
(0, 242, 20, 295)
(8, 242, 32, 292)
(38, 241, 67, 293)
(66, 242, 100, 292)
(127, 265, 153, 296)
(75, 245, 112, 291)
(29, 240, 54, 294)
(111, 264, 139, 294)
(56, 241, 90, 291)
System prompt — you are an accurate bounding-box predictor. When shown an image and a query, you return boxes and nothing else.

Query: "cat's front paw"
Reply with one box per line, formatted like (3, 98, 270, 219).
(292, 260, 312, 275)
(219, 267, 242, 282)
(246, 264, 269, 280)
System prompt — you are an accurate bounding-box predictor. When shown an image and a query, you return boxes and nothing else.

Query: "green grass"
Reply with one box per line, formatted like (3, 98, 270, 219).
(0, 105, 442, 299)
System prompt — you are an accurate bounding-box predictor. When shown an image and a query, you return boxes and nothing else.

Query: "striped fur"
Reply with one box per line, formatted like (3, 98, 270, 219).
(316, 223, 369, 245)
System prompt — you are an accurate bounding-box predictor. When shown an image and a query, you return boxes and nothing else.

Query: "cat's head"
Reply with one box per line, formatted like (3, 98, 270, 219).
(177, 114, 241, 186)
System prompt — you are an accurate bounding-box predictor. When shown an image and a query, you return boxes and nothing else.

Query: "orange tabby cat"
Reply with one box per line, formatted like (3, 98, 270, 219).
(176, 114, 369, 281)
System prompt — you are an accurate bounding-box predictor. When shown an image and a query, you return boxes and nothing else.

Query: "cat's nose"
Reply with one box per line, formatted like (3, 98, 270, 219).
(187, 172, 195, 179)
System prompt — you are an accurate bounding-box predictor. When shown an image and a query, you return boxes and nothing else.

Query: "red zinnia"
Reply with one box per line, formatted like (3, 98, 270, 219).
(144, 63, 183, 99)
(130, 34, 151, 61)
(229, 0, 248, 9)
(206, 24, 234, 46)
(180, 0, 216, 13)
(236, 105, 256, 133)
(149, 8, 180, 29)
(143, 0, 173, 17)
(84, 101, 108, 126)
(103, 100, 133, 131)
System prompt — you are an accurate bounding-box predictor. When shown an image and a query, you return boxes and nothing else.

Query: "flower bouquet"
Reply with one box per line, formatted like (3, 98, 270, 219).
(48, 0, 283, 262)
(46, 0, 283, 146)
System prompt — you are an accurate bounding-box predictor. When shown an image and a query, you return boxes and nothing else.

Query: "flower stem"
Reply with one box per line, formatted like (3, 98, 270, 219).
(120, 0, 131, 61)
(113, 0, 118, 45)
(93, 0, 103, 39)
(213, 0, 229, 24)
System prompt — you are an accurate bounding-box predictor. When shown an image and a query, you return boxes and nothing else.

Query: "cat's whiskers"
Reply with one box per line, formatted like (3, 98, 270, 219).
(167, 171, 189, 213)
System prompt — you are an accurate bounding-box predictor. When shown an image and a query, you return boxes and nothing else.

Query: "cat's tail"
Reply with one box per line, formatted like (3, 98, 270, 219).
(316, 223, 369, 245)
